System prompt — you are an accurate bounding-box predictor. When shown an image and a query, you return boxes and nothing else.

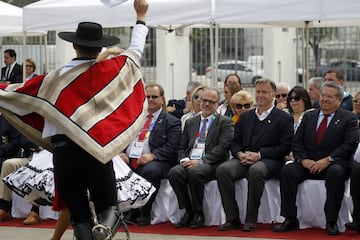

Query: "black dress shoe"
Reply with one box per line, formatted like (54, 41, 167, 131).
(175, 211, 193, 228)
(242, 222, 257, 232)
(345, 222, 360, 232)
(190, 212, 205, 229)
(124, 210, 139, 225)
(136, 216, 151, 226)
(273, 218, 299, 232)
(326, 222, 339, 235)
(218, 220, 241, 231)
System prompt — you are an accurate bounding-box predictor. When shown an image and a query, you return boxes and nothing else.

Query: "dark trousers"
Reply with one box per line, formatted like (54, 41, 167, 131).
(351, 163, 360, 224)
(279, 162, 349, 223)
(52, 135, 117, 223)
(135, 160, 170, 217)
(167, 163, 217, 212)
(216, 159, 271, 223)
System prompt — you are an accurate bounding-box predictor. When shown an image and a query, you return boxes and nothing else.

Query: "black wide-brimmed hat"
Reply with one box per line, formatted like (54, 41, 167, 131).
(58, 22, 120, 47)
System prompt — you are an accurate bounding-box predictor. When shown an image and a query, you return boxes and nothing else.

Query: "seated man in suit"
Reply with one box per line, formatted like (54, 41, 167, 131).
(0, 135, 41, 224)
(274, 82, 359, 236)
(121, 83, 182, 226)
(1, 49, 22, 84)
(216, 78, 294, 231)
(167, 87, 234, 229)
(0, 115, 22, 172)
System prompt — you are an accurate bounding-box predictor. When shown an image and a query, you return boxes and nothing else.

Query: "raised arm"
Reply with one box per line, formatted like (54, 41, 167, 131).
(128, 0, 149, 58)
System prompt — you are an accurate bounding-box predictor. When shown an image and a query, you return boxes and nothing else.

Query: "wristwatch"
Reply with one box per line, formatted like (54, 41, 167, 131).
(136, 20, 146, 25)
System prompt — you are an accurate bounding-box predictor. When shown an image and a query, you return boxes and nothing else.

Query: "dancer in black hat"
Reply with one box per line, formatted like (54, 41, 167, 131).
(0, 0, 149, 239)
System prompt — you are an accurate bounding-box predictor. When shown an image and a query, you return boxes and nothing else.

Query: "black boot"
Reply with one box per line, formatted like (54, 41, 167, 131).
(92, 206, 122, 240)
(73, 222, 93, 240)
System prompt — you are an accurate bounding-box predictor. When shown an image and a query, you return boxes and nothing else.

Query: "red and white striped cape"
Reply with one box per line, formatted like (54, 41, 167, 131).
(0, 51, 147, 164)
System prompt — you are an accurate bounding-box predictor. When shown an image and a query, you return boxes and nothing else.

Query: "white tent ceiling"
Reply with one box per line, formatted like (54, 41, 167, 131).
(215, 0, 360, 28)
(23, 0, 211, 31)
(0, 1, 23, 34)
(23, 0, 360, 31)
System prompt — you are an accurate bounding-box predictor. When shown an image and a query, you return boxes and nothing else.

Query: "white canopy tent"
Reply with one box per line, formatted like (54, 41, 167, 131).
(23, 0, 360, 31)
(215, 0, 360, 28)
(23, 0, 212, 31)
(0, 1, 47, 79)
(0, 1, 22, 34)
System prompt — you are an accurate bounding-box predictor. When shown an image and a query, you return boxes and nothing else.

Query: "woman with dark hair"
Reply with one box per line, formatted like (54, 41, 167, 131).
(286, 86, 313, 133)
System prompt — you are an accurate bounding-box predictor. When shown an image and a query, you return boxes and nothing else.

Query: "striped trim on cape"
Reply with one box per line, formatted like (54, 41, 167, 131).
(0, 51, 147, 164)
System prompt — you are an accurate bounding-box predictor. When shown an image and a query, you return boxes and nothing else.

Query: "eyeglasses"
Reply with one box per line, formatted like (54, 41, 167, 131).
(25, 65, 34, 68)
(193, 93, 200, 100)
(201, 98, 217, 105)
(235, 103, 251, 109)
(146, 95, 160, 99)
(275, 93, 288, 98)
(287, 96, 301, 102)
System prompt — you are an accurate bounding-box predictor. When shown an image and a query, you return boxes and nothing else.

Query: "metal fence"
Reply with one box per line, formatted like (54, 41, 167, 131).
(2, 26, 360, 95)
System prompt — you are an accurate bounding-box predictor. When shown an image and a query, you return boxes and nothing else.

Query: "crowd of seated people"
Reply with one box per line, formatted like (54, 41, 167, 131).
(2, 68, 360, 239)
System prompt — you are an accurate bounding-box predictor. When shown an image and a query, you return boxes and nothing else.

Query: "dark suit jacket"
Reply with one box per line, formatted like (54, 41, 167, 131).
(0, 115, 22, 161)
(167, 98, 186, 119)
(1, 63, 22, 83)
(231, 107, 294, 176)
(149, 110, 182, 166)
(341, 94, 353, 111)
(292, 108, 359, 169)
(178, 114, 234, 166)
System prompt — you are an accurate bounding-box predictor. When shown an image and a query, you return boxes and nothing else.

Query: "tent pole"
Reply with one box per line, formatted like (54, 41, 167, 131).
(213, 23, 219, 88)
(304, 21, 310, 89)
(44, 33, 48, 73)
(210, 22, 215, 86)
(22, 31, 27, 82)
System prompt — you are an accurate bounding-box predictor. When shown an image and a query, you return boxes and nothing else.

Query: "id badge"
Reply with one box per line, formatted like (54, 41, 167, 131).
(190, 143, 205, 160)
(129, 141, 144, 158)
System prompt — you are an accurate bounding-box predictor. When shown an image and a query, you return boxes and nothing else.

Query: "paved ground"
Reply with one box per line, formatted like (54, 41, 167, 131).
(0, 226, 275, 240)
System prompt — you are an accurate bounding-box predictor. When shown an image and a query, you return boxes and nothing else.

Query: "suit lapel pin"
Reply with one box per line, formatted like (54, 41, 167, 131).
(157, 119, 163, 124)
(267, 119, 271, 124)
(334, 119, 340, 125)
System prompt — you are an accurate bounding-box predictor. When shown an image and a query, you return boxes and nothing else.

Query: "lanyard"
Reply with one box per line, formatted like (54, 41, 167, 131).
(196, 114, 216, 139)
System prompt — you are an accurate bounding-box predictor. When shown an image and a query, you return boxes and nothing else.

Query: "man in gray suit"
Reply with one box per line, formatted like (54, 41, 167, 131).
(216, 78, 294, 231)
(168, 87, 234, 229)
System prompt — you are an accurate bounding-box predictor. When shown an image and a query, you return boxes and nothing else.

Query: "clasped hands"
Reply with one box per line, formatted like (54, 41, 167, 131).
(180, 158, 200, 169)
(237, 151, 260, 165)
(119, 152, 154, 166)
(301, 157, 331, 174)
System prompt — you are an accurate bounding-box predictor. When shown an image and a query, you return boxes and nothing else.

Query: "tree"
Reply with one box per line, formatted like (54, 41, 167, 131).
(308, 27, 333, 68)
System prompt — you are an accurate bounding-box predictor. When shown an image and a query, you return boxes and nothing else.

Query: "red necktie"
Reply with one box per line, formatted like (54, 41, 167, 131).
(316, 114, 329, 146)
(132, 114, 153, 169)
(138, 114, 153, 141)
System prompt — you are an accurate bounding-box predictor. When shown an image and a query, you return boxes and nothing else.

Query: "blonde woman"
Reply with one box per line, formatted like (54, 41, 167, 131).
(230, 90, 254, 124)
(180, 85, 206, 130)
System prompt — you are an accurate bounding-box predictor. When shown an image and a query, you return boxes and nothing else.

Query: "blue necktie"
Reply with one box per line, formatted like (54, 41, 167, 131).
(199, 119, 208, 142)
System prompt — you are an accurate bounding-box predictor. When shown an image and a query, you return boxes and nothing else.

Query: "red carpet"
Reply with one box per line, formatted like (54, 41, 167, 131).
(1, 219, 360, 240)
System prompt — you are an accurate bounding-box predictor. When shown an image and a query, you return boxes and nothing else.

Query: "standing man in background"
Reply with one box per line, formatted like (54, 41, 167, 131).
(166, 81, 202, 119)
(1, 49, 22, 84)
(324, 69, 353, 111)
